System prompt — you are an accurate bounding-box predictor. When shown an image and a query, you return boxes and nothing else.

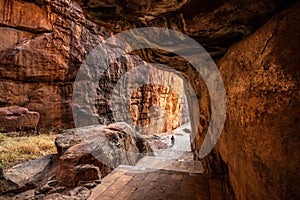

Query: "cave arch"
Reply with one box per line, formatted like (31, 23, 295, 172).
(73, 27, 226, 160)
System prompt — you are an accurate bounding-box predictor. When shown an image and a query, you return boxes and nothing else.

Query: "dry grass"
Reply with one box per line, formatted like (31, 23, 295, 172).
(0, 133, 58, 169)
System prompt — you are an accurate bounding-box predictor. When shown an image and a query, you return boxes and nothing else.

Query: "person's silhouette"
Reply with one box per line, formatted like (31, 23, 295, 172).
(171, 135, 175, 146)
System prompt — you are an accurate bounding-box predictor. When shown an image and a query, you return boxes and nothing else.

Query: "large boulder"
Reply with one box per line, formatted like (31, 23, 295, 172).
(0, 106, 40, 132)
(1, 122, 153, 197)
(55, 122, 152, 187)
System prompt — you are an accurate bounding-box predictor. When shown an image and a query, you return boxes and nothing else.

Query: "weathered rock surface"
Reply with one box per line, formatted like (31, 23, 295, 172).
(142, 134, 174, 152)
(202, 3, 300, 199)
(0, 166, 18, 194)
(55, 141, 104, 188)
(0, 106, 39, 132)
(128, 84, 183, 135)
(3, 154, 55, 193)
(96, 61, 185, 134)
(0, 0, 187, 133)
(75, 0, 293, 57)
(55, 122, 152, 187)
(0, 0, 106, 130)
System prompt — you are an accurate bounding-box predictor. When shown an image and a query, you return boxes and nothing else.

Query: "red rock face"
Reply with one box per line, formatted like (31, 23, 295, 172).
(0, 0, 106, 130)
(129, 84, 183, 135)
(214, 3, 300, 199)
(0, 0, 186, 132)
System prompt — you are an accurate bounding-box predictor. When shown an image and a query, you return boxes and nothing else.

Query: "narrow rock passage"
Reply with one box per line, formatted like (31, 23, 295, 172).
(88, 124, 224, 200)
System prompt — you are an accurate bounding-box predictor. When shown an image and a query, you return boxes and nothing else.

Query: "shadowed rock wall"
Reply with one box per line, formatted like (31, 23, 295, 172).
(212, 3, 299, 199)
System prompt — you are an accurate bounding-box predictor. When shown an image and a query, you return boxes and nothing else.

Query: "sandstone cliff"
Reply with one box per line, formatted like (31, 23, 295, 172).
(0, 0, 185, 132)
(0, 0, 105, 130)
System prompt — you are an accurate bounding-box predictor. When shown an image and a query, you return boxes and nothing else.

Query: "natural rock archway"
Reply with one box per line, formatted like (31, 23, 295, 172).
(70, 1, 300, 199)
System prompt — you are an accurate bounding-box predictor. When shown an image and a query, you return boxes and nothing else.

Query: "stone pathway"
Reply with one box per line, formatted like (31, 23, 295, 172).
(88, 166, 223, 200)
(88, 123, 224, 200)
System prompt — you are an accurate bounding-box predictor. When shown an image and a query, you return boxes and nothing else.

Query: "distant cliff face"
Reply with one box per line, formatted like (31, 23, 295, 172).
(95, 61, 185, 135)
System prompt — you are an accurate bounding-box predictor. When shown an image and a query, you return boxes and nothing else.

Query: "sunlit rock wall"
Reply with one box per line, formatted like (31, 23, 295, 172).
(0, 0, 185, 132)
(95, 61, 185, 135)
(0, 0, 106, 130)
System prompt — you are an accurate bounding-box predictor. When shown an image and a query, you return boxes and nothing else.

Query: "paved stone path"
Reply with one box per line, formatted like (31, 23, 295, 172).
(88, 123, 224, 200)
(88, 166, 223, 200)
